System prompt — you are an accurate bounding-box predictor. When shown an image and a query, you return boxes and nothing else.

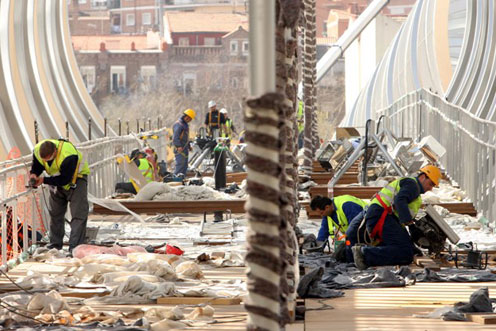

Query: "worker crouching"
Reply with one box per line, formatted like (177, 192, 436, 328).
(115, 149, 155, 194)
(310, 194, 366, 262)
(352, 165, 441, 270)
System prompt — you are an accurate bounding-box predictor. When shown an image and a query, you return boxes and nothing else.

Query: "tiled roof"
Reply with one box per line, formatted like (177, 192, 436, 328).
(72, 35, 156, 51)
(165, 11, 248, 33)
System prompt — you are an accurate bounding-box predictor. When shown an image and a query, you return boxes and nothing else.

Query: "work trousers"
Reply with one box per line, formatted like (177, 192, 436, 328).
(174, 151, 188, 176)
(361, 213, 414, 267)
(344, 210, 367, 262)
(48, 177, 89, 251)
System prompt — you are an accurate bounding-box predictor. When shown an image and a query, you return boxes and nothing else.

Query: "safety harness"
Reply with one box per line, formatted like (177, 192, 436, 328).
(369, 193, 393, 244)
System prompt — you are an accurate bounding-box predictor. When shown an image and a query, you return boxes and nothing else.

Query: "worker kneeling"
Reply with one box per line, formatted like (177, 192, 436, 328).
(115, 149, 155, 194)
(352, 165, 441, 270)
(310, 194, 366, 262)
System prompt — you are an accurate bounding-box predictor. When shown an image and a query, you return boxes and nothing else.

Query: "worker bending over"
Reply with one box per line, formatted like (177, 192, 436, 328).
(173, 108, 195, 176)
(352, 165, 441, 270)
(115, 149, 155, 194)
(310, 194, 366, 261)
(30, 139, 90, 253)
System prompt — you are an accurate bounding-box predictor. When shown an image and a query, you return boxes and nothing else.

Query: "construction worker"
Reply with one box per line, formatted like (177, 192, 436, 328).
(115, 149, 155, 194)
(29, 139, 90, 253)
(204, 100, 226, 138)
(310, 194, 367, 261)
(352, 165, 442, 270)
(173, 108, 196, 176)
(220, 108, 236, 139)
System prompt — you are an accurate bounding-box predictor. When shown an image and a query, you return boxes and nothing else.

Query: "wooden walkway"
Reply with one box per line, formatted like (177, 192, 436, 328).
(306, 282, 496, 330)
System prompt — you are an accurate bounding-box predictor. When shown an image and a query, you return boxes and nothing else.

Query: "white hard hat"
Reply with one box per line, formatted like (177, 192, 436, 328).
(208, 100, 216, 108)
(220, 108, 227, 114)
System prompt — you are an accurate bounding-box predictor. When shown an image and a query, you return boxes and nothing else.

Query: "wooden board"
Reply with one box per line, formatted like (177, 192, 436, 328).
(467, 313, 496, 325)
(309, 185, 381, 199)
(156, 296, 242, 305)
(301, 201, 478, 219)
(305, 283, 496, 330)
(310, 172, 359, 185)
(93, 199, 246, 215)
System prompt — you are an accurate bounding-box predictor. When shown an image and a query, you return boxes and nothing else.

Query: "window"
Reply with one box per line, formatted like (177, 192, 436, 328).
(140, 66, 156, 92)
(242, 41, 249, 55)
(110, 66, 126, 94)
(80, 66, 96, 93)
(231, 77, 239, 89)
(178, 37, 189, 46)
(126, 14, 135, 26)
(78, 0, 87, 3)
(230, 40, 238, 55)
(204, 37, 215, 46)
(182, 72, 196, 96)
(142, 12, 151, 25)
(91, 0, 107, 8)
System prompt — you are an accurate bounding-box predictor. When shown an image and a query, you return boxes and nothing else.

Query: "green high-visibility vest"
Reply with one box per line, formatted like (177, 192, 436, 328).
(222, 119, 233, 138)
(34, 139, 90, 190)
(371, 177, 422, 220)
(297, 101, 304, 133)
(130, 158, 154, 192)
(327, 195, 367, 238)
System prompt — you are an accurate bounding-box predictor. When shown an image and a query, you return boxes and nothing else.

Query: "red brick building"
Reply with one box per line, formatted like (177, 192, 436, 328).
(72, 33, 167, 105)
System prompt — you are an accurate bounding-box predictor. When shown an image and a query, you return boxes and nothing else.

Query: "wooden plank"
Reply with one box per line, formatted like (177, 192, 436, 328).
(466, 313, 496, 325)
(93, 199, 246, 215)
(156, 297, 242, 305)
(310, 173, 359, 185)
(301, 201, 478, 219)
(309, 185, 381, 199)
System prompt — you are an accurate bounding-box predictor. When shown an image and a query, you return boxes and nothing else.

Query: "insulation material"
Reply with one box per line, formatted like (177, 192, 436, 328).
(32, 247, 67, 262)
(46, 258, 82, 267)
(422, 182, 469, 204)
(72, 244, 147, 259)
(135, 182, 232, 201)
(127, 252, 184, 267)
(86, 276, 177, 304)
(144, 306, 184, 322)
(16, 271, 79, 291)
(73, 263, 126, 280)
(126, 259, 177, 280)
(175, 261, 203, 279)
(90, 271, 163, 285)
(0, 294, 32, 308)
(185, 305, 215, 320)
(36, 310, 74, 325)
(150, 319, 188, 331)
(27, 290, 70, 314)
(80, 254, 129, 266)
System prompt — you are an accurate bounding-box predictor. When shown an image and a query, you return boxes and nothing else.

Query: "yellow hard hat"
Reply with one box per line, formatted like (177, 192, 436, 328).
(420, 165, 441, 186)
(183, 108, 196, 120)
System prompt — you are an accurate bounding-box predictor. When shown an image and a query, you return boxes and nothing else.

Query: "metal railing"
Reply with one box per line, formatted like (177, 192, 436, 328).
(0, 127, 169, 265)
(379, 89, 496, 225)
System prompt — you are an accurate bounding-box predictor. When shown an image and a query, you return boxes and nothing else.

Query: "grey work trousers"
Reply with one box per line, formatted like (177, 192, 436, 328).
(48, 177, 89, 251)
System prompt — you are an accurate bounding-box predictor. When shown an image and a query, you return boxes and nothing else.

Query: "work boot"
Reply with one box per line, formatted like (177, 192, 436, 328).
(352, 245, 368, 270)
(46, 243, 62, 250)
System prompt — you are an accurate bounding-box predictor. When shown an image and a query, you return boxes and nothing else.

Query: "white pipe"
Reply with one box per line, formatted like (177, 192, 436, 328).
(310, 0, 389, 90)
(249, 0, 275, 95)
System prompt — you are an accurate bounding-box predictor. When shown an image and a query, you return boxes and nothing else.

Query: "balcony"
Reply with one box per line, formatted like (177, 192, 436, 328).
(169, 45, 223, 62)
